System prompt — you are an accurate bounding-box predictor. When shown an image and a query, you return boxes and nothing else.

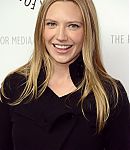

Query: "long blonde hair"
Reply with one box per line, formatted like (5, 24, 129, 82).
(1, 0, 118, 132)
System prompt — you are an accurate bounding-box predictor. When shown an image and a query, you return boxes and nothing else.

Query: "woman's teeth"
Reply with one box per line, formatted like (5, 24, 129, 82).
(53, 44, 72, 49)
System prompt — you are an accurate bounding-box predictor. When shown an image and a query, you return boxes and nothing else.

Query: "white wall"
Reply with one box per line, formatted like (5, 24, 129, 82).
(93, 0, 129, 96)
(0, 0, 41, 84)
(0, 0, 129, 96)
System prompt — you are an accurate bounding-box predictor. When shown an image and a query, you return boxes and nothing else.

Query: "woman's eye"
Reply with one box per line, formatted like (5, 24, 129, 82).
(68, 24, 80, 30)
(45, 22, 57, 28)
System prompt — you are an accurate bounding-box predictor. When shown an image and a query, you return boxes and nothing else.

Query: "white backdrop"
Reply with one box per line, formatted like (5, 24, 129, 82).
(0, 0, 129, 96)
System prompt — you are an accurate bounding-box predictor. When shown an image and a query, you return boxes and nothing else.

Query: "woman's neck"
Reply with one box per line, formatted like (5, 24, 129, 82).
(48, 60, 76, 97)
(51, 60, 70, 79)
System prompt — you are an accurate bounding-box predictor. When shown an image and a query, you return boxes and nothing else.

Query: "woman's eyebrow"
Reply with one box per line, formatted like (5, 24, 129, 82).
(45, 19, 56, 22)
(67, 21, 83, 24)
(45, 19, 83, 24)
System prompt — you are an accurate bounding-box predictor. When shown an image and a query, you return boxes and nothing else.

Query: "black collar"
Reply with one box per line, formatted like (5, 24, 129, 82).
(69, 54, 84, 87)
(39, 53, 84, 87)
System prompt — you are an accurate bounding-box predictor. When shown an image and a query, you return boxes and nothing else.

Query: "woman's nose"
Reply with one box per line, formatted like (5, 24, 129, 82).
(56, 26, 68, 41)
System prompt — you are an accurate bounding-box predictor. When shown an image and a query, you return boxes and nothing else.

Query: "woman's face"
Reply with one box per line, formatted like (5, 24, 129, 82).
(43, 1, 84, 65)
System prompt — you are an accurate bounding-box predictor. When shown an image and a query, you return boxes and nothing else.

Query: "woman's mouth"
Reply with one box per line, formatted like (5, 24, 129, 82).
(53, 44, 73, 52)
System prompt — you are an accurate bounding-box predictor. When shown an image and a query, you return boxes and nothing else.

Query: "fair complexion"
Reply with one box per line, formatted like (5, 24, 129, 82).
(43, 1, 84, 97)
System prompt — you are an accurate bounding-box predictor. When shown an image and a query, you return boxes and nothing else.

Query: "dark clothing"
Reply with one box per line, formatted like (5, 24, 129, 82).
(0, 56, 130, 150)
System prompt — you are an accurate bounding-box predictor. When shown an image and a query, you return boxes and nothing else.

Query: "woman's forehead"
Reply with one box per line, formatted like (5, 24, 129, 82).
(45, 1, 83, 21)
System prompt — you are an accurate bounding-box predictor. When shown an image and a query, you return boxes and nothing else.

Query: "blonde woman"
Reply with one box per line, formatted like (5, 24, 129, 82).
(0, 0, 129, 150)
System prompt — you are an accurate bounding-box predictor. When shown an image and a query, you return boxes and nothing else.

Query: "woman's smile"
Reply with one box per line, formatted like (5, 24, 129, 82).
(52, 43, 73, 53)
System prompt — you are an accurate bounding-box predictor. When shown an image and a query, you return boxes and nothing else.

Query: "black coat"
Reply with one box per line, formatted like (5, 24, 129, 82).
(0, 56, 130, 150)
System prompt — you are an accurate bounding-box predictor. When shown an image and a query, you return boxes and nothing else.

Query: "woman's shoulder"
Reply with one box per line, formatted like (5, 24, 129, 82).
(114, 80, 129, 111)
(4, 71, 26, 82)
(101, 78, 129, 113)
(102, 78, 128, 100)
(1, 72, 26, 103)
(3, 72, 26, 90)
(104, 79, 129, 119)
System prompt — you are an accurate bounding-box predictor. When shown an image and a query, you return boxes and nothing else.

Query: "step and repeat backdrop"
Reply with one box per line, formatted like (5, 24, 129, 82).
(0, 0, 129, 95)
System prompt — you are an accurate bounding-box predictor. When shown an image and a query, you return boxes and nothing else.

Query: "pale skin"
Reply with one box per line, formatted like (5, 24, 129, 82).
(43, 1, 84, 97)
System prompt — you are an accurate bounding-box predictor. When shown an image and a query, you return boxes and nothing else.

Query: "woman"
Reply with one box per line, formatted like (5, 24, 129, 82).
(0, 0, 129, 150)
